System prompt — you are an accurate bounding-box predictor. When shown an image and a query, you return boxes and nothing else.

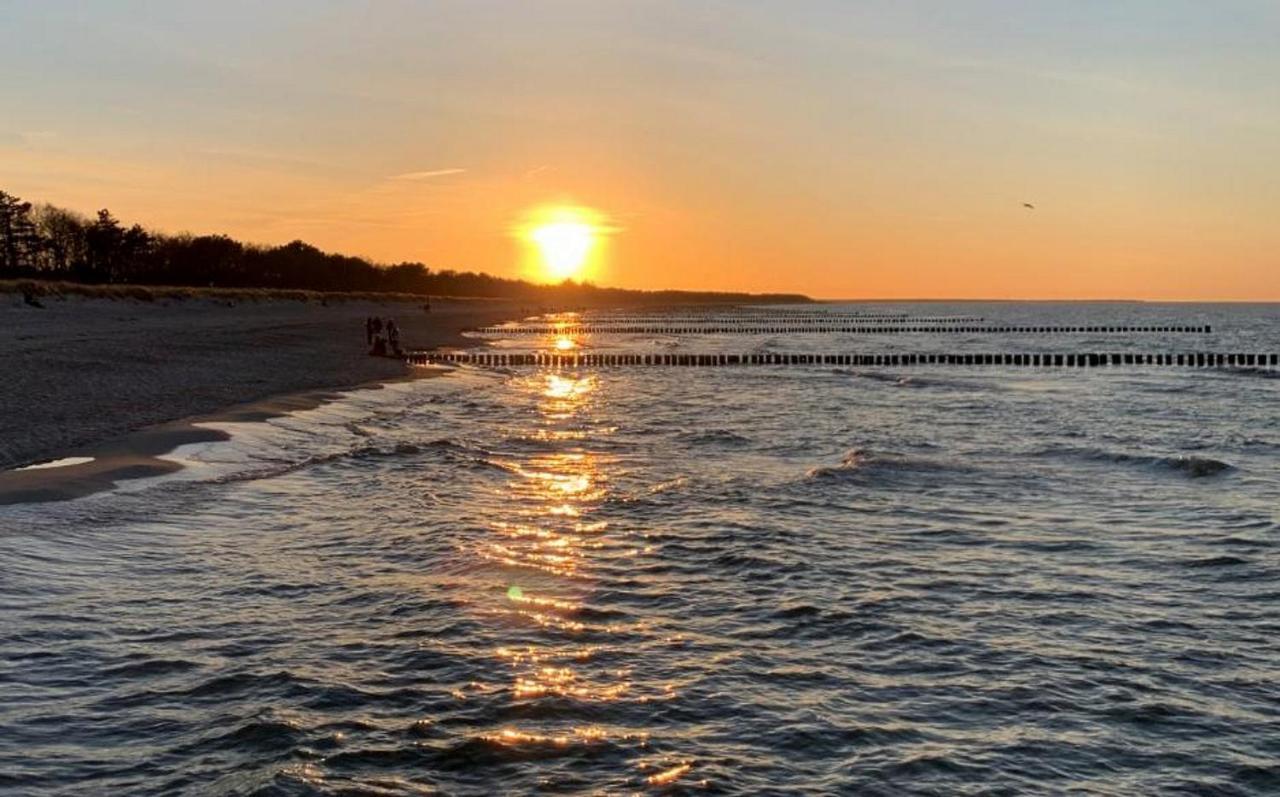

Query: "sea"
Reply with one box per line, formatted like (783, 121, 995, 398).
(1, 302, 1278, 796)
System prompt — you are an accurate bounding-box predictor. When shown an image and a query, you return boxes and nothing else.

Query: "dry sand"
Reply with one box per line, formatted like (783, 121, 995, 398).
(0, 293, 521, 476)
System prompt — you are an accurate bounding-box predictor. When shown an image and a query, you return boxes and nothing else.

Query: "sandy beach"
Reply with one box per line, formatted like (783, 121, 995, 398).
(0, 293, 520, 475)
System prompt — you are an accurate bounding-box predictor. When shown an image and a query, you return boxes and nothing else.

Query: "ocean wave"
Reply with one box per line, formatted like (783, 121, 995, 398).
(193, 718, 305, 755)
(431, 731, 639, 768)
(343, 422, 376, 438)
(675, 429, 751, 447)
(838, 370, 987, 391)
(1183, 555, 1250, 568)
(1227, 367, 1280, 380)
(204, 437, 492, 486)
(609, 476, 689, 504)
(1237, 437, 1280, 451)
(98, 657, 202, 680)
(1032, 446, 1235, 478)
(803, 448, 973, 484)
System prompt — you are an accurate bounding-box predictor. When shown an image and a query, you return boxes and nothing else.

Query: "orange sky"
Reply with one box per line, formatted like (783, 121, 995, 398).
(2, 2, 1278, 299)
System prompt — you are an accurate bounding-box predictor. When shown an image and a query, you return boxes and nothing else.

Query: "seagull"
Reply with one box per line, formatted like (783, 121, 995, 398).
(1022, 202, 1036, 210)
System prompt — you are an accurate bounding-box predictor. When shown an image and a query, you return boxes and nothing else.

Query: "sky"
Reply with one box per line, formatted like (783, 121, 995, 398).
(2, 1, 1278, 299)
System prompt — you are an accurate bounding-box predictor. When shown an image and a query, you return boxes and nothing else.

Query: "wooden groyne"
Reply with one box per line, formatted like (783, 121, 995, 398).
(407, 351, 1276, 369)
(562, 314, 985, 323)
(475, 324, 1214, 336)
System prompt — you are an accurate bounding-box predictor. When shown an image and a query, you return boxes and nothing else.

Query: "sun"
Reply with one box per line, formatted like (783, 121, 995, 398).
(532, 221, 594, 280)
(516, 205, 612, 283)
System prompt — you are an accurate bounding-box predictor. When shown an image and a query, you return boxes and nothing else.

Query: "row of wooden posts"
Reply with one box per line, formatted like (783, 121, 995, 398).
(476, 324, 1214, 336)
(573, 315, 984, 323)
(407, 351, 1276, 368)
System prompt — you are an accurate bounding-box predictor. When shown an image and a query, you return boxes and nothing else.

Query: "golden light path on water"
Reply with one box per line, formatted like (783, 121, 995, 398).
(464, 353, 695, 788)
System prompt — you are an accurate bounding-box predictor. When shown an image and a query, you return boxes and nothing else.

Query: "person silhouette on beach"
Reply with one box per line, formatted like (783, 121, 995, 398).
(368, 316, 387, 356)
(386, 319, 401, 356)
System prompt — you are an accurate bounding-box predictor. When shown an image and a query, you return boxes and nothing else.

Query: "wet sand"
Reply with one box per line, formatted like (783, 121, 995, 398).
(0, 293, 520, 487)
(0, 375, 459, 505)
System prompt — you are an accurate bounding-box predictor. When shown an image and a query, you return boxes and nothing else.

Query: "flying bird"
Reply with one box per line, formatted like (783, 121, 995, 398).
(1022, 202, 1036, 210)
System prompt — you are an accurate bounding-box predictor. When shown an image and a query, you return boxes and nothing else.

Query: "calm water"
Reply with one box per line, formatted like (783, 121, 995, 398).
(2, 302, 1279, 795)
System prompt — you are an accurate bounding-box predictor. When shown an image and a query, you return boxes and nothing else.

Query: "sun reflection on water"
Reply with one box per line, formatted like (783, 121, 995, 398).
(646, 761, 693, 786)
(543, 372, 593, 400)
(480, 726, 650, 748)
(465, 367, 679, 780)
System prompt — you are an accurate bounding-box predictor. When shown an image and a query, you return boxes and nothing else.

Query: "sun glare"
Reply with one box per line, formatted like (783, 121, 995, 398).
(517, 206, 611, 283)
(533, 222, 593, 280)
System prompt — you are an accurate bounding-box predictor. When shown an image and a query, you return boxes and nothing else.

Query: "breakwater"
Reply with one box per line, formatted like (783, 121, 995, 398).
(475, 324, 1213, 335)
(408, 350, 1273, 368)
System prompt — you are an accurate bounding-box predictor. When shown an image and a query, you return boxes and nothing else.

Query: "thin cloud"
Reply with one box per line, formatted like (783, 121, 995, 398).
(0, 130, 56, 147)
(389, 168, 466, 181)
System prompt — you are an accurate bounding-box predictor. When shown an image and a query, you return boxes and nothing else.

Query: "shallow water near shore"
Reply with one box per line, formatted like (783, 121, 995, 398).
(2, 302, 1279, 795)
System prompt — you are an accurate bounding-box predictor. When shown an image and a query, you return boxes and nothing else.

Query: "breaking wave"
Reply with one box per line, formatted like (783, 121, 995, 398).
(1033, 446, 1235, 478)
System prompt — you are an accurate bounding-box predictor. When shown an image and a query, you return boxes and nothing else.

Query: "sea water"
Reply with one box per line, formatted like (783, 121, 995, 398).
(1, 302, 1278, 795)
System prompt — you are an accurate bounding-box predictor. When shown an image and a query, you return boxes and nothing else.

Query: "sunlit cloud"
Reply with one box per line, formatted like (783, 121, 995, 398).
(389, 168, 467, 181)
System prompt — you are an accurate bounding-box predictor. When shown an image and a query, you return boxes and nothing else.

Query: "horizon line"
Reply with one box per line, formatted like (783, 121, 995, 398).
(806, 297, 1280, 304)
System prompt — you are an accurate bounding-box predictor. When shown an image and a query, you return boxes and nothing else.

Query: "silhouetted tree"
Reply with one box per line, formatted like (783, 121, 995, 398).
(84, 209, 125, 282)
(149, 234, 245, 286)
(31, 204, 89, 273)
(0, 191, 40, 273)
(384, 262, 431, 293)
(119, 223, 152, 281)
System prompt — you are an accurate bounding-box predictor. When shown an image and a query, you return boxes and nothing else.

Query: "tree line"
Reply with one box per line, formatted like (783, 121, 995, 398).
(0, 189, 809, 306)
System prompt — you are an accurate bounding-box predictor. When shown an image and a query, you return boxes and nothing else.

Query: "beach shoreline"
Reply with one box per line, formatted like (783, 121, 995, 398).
(0, 293, 521, 498)
(0, 368, 457, 505)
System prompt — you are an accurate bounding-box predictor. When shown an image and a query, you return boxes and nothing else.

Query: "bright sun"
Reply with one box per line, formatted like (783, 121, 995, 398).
(531, 221, 594, 280)
(517, 205, 610, 282)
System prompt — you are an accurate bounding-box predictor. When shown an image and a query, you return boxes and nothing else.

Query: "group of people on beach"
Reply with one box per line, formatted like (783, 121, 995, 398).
(365, 316, 402, 357)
